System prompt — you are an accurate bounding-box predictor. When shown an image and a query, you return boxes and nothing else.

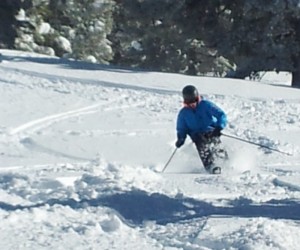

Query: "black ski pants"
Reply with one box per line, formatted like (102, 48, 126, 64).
(194, 133, 227, 169)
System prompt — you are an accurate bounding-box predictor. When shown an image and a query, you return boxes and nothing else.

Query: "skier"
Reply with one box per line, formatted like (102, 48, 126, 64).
(175, 85, 228, 174)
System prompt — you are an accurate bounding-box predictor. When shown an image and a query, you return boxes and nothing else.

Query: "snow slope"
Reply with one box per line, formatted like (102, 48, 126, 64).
(0, 49, 300, 250)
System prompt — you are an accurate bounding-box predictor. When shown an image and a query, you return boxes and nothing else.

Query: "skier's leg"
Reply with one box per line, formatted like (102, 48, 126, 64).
(195, 135, 227, 173)
(194, 139, 214, 170)
(212, 137, 228, 162)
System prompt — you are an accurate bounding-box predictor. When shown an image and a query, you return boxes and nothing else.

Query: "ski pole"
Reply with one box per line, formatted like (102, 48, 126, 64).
(161, 148, 178, 172)
(221, 133, 293, 156)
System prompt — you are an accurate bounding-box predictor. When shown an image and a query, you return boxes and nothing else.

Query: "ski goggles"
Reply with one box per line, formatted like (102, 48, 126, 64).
(183, 96, 201, 108)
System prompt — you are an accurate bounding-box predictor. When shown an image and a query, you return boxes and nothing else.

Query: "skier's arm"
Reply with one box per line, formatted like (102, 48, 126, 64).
(207, 101, 227, 129)
(176, 111, 188, 147)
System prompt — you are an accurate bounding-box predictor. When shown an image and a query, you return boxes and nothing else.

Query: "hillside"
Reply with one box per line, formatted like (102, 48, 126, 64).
(0, 49, 300, 250)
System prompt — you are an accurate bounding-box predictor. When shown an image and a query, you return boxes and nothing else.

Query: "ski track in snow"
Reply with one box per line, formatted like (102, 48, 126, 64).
(9, 96, 146, 142)
(9, 103, 104, 135)
(0, 52, 300, 249)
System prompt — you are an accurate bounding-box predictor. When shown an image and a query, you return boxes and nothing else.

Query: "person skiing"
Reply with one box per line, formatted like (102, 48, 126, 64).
(175, 85, 228, 174)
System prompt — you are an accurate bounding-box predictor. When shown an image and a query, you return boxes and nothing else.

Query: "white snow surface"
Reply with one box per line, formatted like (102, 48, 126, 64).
(0, 49, 300, 250)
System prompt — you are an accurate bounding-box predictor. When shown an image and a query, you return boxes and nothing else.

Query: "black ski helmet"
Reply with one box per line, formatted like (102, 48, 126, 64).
(182, 85, 199, 104)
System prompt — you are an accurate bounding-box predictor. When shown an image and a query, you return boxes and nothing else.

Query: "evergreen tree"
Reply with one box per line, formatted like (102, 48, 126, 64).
(51, 0, 115, 63)
(183, 0, 300, 88)
(111, 0, 232, 76)
(19, 0, 115, 64)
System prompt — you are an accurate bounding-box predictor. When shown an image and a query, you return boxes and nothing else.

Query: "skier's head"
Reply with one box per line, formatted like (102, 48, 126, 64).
(182, 85, 199, 104)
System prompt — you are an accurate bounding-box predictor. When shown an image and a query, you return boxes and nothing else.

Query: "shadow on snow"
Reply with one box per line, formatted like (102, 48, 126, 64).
(1, 54, 181, 97)
(0, 54, 148, 73)
(0, 189, 299, 225)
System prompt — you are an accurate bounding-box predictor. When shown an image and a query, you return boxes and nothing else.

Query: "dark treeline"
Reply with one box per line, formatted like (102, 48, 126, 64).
(1, 0, 300, 88)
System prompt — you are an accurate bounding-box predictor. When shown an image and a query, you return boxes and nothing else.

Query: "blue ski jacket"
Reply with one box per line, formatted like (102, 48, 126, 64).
(176, 99, 227, 143)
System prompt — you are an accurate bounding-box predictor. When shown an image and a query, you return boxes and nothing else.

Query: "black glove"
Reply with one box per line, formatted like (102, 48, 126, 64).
(175, 138, 185, 148)
(211, 127, 222, 137)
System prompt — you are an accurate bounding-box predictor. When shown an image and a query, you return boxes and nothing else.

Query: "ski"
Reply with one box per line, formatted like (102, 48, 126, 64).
(161, 166, 222, 175)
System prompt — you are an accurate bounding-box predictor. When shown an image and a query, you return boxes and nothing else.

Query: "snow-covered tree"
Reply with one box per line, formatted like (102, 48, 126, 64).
(48, 0, 115, 63)
(17, 0, 114, 64)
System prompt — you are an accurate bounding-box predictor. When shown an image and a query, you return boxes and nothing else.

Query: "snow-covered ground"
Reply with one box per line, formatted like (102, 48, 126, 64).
(0, 49, 300, 250)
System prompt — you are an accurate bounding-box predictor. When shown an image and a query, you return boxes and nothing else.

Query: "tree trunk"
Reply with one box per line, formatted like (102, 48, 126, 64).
(0, 0, 21, 49)
(291, 70, 300, 88)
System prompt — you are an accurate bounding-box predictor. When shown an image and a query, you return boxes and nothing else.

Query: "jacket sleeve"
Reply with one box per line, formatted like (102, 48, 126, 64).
(176, 110, 188, 140)
(206, 101, 227, 129)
